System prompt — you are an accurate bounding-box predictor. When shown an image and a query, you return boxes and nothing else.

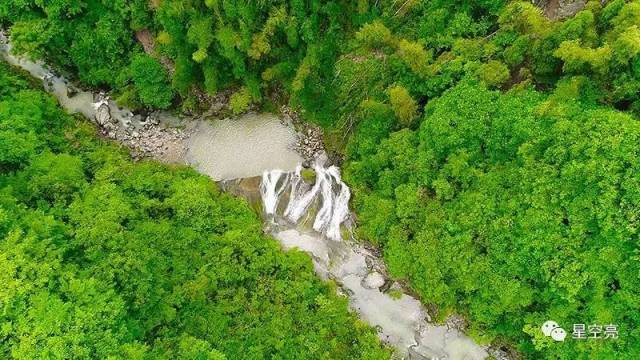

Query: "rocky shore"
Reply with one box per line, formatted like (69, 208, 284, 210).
(281, 105, 325, 164)
(92, 93, 191, 163)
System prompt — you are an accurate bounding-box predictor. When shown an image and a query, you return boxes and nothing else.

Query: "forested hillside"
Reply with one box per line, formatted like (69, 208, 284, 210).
(0, 63, 390, 359)
(2, 0, 640, 359)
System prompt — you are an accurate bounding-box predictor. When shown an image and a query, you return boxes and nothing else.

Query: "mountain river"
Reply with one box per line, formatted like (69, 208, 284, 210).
(1, 33, 490, 360)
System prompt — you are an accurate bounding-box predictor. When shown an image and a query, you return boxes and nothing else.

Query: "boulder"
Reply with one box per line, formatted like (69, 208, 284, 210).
(362, 271, 386, 289)
(301, 168, 316, 185)
(95, 103, 112, 126)
(538, 0, 587, 19)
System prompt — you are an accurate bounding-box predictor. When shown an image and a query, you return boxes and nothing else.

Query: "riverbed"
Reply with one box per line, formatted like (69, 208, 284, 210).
(1, 34, 490, 360)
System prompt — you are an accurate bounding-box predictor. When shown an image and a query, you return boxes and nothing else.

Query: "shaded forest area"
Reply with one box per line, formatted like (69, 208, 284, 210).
(2, 0, 640, 358)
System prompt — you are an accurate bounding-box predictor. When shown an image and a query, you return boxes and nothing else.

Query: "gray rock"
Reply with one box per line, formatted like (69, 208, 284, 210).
(362, 271, 386, 289)
(557, 0, 586, 19)
(95, 104, 112, 126)
(408, 345, 445, 360)
(66, 85, 79, 98)
(537, 0, 586, 19)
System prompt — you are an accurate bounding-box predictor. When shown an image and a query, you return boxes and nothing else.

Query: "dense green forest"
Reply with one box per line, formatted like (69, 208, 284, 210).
(0, 62, 390, 359)
(2, 0, 640, 359)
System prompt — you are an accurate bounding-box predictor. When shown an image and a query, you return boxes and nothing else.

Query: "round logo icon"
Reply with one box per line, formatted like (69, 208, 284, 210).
(541, 320, 566, 342)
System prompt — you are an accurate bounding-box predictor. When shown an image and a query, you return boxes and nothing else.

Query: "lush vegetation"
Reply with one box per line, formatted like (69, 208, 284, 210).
(3, 0, 640, 359)
(341, 2, 640, 358)
(346, 79, 640, 358)
(0, 62, 390, 359)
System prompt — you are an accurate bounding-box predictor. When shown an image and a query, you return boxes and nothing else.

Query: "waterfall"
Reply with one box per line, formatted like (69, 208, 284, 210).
(260, 169, 288, 216)
(312, 167, 335, 233)
(326, 168, 351, 241)
(260, 164, 351, 241)
(284, 166, 320, 222)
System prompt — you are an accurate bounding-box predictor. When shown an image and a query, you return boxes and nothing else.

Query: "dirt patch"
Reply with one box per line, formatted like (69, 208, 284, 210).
(135, 29, 155, 54)
(135, 29, 175, 73)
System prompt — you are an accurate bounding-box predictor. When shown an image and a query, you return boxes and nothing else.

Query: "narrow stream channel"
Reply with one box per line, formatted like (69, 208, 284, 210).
(1, 33, 489, 360)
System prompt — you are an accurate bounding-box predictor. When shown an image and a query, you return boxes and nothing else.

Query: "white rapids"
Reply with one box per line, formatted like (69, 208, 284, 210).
(256, 164, 489, 359)
(261, 163, 352, 241)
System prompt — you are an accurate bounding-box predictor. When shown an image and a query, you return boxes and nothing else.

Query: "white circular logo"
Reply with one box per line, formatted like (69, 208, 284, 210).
(541, 320, 566, 341)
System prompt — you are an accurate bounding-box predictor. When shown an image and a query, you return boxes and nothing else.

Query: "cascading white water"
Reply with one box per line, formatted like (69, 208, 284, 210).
(259, 165, 488, 359)
(261, 163, 352, 241)
(284, 166, 320, 223)
(312, 167, 335, 233)
(260, 169, 288, 216)
(326, 168, 351, 241)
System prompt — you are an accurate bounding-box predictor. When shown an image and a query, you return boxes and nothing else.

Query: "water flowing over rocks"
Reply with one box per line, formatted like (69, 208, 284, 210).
(261, 163, 352, 241)
(0, 34, 190, 163)
(2, 31, 492, 359)
(235, 165, 488, 359)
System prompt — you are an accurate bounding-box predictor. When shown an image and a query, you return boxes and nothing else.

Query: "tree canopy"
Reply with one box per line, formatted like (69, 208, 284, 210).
(0, 61, 390, 359)
(3, 0, 640, 358)
(345, 79, 640, 359)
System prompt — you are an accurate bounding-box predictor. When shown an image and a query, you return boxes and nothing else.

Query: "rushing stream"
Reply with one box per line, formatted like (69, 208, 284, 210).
(1, 33, 490, 359)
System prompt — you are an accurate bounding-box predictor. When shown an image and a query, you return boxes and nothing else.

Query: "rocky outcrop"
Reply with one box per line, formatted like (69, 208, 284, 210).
(94, 101, 112, 126)
(362, 271, 386, 289)
(536, 0, 587, 20)
(135, 29, 156, 54)
(196, 88, 233, 117)
(487, 346, 514, 360)
(92, 94, 190, 162)
(279, 105, 325, 163)
(293, 126, 324, 163)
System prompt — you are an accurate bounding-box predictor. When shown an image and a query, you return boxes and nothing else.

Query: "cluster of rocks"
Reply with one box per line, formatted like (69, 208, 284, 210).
(292, 126, 324, 163)
(93, 94, 190, 162)
(280, 105, 324, 163)
(195, 88, 233, 117)
(534, 0, 587, 19)
(445, 314, 469, 332)
(279, 105, 325, 163)
(359, 252, 406, 296)
(280, 105, 300, 126)
(487, 346, 514, 360)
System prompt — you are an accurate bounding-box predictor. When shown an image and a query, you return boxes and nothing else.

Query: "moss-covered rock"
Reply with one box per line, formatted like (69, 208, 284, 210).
(301, 168, 316, 184)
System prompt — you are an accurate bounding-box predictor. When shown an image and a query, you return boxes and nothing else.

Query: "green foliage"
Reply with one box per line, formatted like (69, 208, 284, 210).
(229, 87, 252, 114)
(5, 0, 640, 358)
(554, 41, 612, 74)
(346, 81, 640, 359)
(387, 85, 418, 127)
(355, 21, 394, 49)
(477, 60, 510, 88)
(396, 39, 432, 76)
(0, 65, 69, 172)
(300, 168, 317, 184)
(0, 57, 390, 360)
(129, 54, 174, 109)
